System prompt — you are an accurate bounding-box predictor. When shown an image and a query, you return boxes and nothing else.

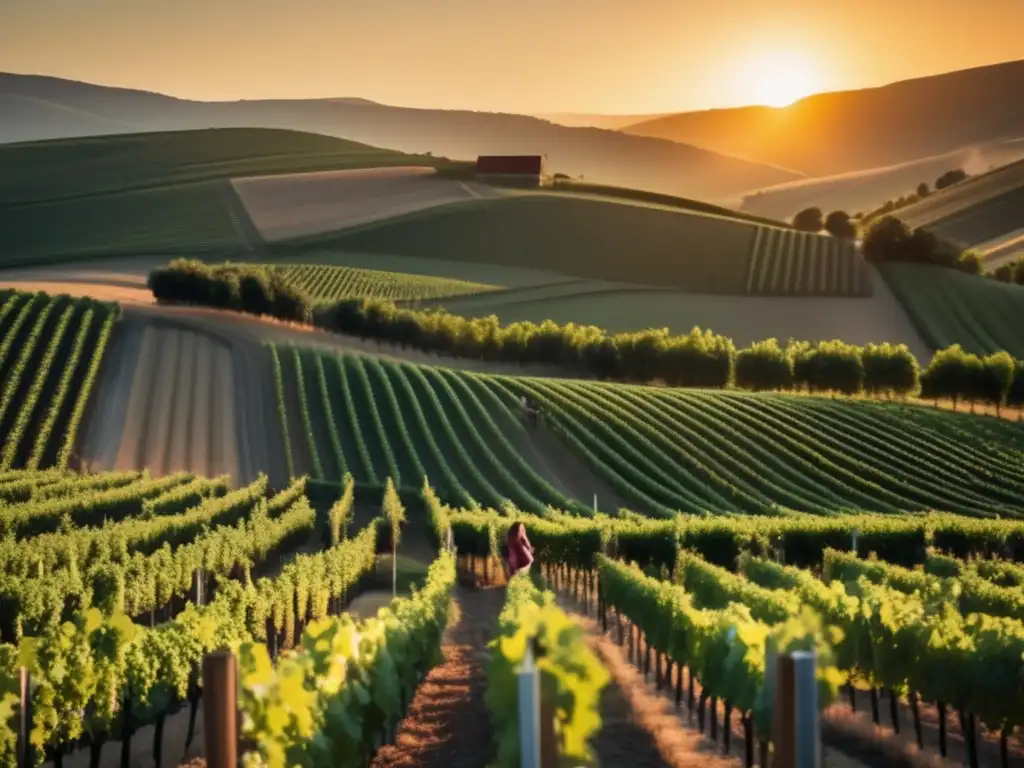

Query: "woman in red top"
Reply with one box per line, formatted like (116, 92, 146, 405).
(506, 521, 535, 576)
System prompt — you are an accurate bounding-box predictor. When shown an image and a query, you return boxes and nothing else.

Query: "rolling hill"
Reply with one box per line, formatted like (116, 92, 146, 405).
(624, 58, 1024, 178)
(0, 128, 461, 265)
(0, 72, 797, 200)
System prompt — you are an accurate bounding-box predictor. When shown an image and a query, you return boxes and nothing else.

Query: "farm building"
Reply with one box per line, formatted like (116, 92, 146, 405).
(475, 155, 550, 187)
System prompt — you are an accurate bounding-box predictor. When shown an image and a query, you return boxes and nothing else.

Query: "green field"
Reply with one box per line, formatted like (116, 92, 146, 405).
(744, 227, 869, 297)
(0, 290, 119, 470)
(274, 263, 499, 303)
(0, 128, 466, 266)
(881, 262, 1024, 356)
(278, 194, 761, 293)
(273, 343, 1024, 519)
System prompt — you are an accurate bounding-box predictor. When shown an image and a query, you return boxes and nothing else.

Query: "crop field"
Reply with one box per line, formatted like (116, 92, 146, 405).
(0, 127, 469, 267)
(881, 262, 1024, 356)
(450, 506, 1024, 766)
(232, 166, 489, 241)
(274, 262, 498, 303)
(0, 289, 118, 471)
(743, 227, 869, 297)
(0, 127, 458, 206)
(273, 344, 1024, 518)
(0, 181, 251, 266)
(280, 193, 762, 293)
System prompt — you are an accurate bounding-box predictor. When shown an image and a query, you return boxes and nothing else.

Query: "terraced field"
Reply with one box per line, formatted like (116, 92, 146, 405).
(881, 262, 1024, 356)
(274, 344, 1024, 518)
(274, 263, 498, 303)
(0, 289, 119, 470)
(744, 227, 868, 297)
(279, 193, 761, 293)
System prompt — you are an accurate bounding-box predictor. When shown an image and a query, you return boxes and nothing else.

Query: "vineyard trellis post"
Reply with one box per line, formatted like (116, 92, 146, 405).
(772, 649, 820, 768)
(203, 651, 238, 768)
(17, 667, 33, 768)
(517, 643, 541, 768)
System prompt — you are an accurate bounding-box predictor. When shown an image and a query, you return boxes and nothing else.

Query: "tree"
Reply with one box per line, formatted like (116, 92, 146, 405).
(916, 182, 930, 199)
(862, 216, 912, 264)
(793, 207, 824, 232)
(735, 339, 793, 391)
(993, 263, 1015, 283)
(935, 169, 968, 190)
(824, 210, 857, 239)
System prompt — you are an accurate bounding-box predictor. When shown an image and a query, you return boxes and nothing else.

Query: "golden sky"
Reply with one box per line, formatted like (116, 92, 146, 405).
(2, 0, 1023, 114)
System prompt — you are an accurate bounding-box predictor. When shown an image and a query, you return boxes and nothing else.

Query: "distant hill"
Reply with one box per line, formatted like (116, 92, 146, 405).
(0, 73, 797, 200)
(624, 59, 1024, 177)
(534, 112, 673, 130)
(737, 138, 1024, 221)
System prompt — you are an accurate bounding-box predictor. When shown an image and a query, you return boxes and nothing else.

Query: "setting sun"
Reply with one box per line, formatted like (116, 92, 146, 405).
(744, 49, 823, 107)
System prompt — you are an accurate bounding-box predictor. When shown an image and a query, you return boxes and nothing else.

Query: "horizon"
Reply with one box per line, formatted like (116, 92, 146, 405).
(2, 0, 1024, 114)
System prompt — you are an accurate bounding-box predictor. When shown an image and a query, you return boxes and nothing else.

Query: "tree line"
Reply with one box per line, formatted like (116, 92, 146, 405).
(149, 261, 1024, 410)
(791, 167, 970, 237)
(148, 259, 314, 323)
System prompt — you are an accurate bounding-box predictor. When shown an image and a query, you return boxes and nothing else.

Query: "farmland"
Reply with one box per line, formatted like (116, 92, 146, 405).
(743, 227, 868, 297)
(0, 289, 118, 471)
(0, 128, 468, 267)
(272, 343, 1024, 518)
(274, 262, 498, 302)
(278, 193, 762, 293)
(231, 165, 492, 242)
(881, 262, 1024, 356)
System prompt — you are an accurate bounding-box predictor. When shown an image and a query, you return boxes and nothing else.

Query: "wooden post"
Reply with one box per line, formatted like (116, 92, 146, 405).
(773, 653, 797, 768)
(18, 668, 32, 768)
(203, 652, 238, 768)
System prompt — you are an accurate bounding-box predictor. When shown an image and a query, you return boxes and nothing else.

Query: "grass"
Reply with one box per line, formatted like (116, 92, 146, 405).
(273, 263, 499, 303)
(274, 344, 1024, 519)
(881, 262, 1024, 356)
(0, 127, 470, 267)
(277, 194, 761, 293)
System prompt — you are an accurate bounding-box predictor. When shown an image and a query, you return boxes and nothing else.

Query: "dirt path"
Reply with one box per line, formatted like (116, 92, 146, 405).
(369, 584, 505, 768)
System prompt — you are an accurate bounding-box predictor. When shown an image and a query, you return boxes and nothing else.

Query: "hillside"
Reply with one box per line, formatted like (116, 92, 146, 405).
(895, 155, 1024, 247)
(0, 72, 798, 200)
(624, 58, 1024, 177)
(276, 192, 864, 296)
(0, 128, 459, 265)
(881, 262, 1024, 357)
(738, 138, 1024, 221)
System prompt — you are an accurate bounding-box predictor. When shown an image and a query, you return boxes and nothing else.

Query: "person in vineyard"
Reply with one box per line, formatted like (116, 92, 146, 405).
(506, 521, 535, 576)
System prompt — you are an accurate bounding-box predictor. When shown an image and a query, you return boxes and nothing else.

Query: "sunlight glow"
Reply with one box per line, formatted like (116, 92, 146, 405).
(743, 49, 823, 107)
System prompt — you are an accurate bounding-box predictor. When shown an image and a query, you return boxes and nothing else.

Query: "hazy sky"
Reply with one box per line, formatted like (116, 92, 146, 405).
(2, 0, 1023, 114)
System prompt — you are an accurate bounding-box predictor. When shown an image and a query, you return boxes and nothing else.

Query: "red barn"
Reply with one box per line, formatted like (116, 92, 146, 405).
(476, 155, 549, 187)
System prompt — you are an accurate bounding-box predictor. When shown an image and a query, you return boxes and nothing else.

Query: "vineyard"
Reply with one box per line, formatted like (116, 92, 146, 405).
(744, 227, 869, 297)
(272, 343, 1024, 518)
(0, 289, 119, 471)
(881, 262, 1024, 357)
(441, 498, 1024, 767)
(273, 263, 497, 302)
(0, 461, 1022, 765)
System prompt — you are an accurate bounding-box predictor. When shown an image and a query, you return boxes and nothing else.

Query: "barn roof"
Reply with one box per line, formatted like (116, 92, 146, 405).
(476, 155, 544, 175)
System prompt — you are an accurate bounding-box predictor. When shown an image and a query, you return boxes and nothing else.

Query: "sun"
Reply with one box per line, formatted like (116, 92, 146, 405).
(744, 49, 822, 108)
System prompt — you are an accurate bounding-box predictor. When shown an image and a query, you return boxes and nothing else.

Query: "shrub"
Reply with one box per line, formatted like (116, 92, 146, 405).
(935, 169, 968, 190)
(824, 211, 857, 239)
(735, 339, 794, 391)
